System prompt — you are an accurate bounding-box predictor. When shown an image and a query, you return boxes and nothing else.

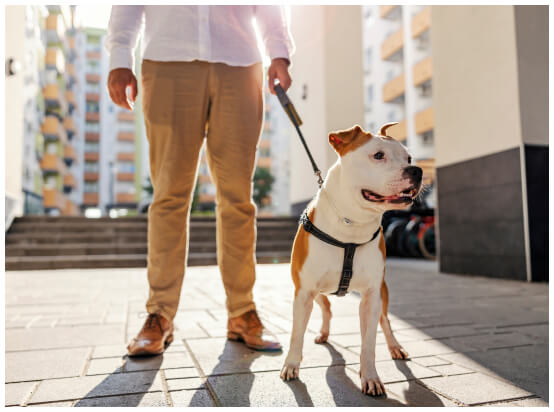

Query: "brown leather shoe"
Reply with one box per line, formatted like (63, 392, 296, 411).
(227, 310, 282, 352)
(127, 313, 174, 357)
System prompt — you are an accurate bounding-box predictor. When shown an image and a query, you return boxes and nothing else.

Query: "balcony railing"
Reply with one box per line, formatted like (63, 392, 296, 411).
(117, 172, 135, 182)
(116, 193, 137, 204)
(42, 116, 67, 143)
(40, 153, 65, 174)
(118, 112, 135, 122)
(85, 132, 100, 142)
(117, 132, 135, 142)
(43, 84, 61, 107)
(381, 29, 404, 60)
(86, 92, 100, 102)
(43, 188, 66, 210)
(83, 192, 99, 205)
(84, 172, 99, 182)
(84, 152, 99, 162)
(198, 194, 216, 203)
(414, 107, 434, 135)
(379, 5, 400, 19)
(64, 199, 79, 216)
(86, 112, 100, 122)
(86, 51, 101, 60)
(382, 73, 405, 103)
(63, 173, 77, 188)
(45, 47, 65, 73)
(64, 115, 76, 134)
(413, 56, 433, 86)
(86, 73, 101, 83)
(257, 157, 271, 168)
(117, 152, 135, 162)
(387, 120, 407, 141)
(63, 144, 76, 162)
(411, 6, 431, 38)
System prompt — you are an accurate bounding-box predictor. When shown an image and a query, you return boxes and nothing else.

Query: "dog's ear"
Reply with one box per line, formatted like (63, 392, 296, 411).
(379, 122, 399, 140)
(329, 125, 368, 154)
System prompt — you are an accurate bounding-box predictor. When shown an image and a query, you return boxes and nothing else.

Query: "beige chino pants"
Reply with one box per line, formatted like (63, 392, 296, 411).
(141, 59, 263, 321)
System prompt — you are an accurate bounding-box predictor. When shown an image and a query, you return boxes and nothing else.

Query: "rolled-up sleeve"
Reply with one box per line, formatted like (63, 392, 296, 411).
(105, 6, 145, 71)
(255, 6, 295, 63)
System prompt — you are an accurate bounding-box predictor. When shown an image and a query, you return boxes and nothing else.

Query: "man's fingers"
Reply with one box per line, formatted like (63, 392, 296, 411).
(110, 87, 132, 110)
(129, 77, 138, 102)
(268, 70, 277, 95)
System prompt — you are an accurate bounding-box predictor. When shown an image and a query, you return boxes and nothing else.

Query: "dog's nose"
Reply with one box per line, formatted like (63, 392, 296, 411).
(403, 166, 422, 182)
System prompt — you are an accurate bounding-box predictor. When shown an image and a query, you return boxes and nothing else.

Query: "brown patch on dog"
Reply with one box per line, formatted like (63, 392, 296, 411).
(291, 206, 315, 296)
(329, 125, 373, 157)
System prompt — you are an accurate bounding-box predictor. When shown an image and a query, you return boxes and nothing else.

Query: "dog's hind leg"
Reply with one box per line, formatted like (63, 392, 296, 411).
(314, 294, 331, 344)
(380, 280, 409, 360)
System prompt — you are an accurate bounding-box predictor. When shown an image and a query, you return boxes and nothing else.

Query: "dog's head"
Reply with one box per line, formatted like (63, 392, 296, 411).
(329, 123, 422, 212)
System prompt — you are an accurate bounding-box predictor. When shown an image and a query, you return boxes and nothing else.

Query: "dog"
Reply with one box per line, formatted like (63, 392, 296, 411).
(280, 123, 423, 396)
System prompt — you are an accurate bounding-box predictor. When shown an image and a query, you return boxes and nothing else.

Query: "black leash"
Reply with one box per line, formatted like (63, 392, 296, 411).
(274, 84, 324, 188)
(300, 211, 381, 296)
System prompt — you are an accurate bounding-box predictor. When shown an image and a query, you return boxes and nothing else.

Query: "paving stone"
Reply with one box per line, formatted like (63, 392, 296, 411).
(5, 382, 36, 406)
(429, 364, 474, 376)
(345, 343, 397, 361)
(166, 378, 205, 391)
(420, 373, 533, 405)
(187, 335, 359, 377)
(451, 332, 537, 351)
(394, 339, 475, 358)
(86, 357, 124, 375)
(170, 389, 216, 407)
(385, 380, 460, 406)
(347, 360, 441, 384)
(307, 316, 362, 335)
(28, 370, 163, 404)
(6, 347, 89, 382)
(6, 325, 125, 351)
(92, 343, 187, 358)
(483, 397, 548, 407)
(396, 325, 482, 340)
(328, 332, 391, 348)
(411, 356, 452, 367)
(87, 352, 194, 375)
(28, 401, 75, 407)
(164, 367, 200, 379)
(73, 391, 168, 407)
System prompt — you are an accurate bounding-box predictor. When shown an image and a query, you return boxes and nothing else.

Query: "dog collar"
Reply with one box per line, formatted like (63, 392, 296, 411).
(300, 210, 381, 297)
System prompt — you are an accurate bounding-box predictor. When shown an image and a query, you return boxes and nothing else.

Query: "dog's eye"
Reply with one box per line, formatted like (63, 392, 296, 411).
(407, 156, 412, 164)
(373, 151, 385, 160)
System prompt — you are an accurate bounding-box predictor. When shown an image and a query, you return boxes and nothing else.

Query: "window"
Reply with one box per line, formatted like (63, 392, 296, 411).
(118, 163, 135, 173)
(386, 70, 394, 81)
(84, 182, 99, 192)
(84, 162, 99, 172)
(86, 101, 100, 113)
(388, 111, 396, 122)
(365, 48, 373, 68)
(366, 85, 374, 105)
(85, 141, 99, 152)
(85, 122, 99, 132)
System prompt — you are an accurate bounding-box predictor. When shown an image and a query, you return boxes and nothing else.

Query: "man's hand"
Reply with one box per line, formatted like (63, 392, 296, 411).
(267, 58, 292, 95)
(107, 68, 138, 111)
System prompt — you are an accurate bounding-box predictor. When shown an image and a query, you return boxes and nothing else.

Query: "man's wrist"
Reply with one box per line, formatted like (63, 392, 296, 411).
(272, 57, 290, 67)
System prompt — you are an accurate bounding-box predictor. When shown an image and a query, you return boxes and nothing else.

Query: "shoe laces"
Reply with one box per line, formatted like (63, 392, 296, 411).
(143, 313, 162, 332)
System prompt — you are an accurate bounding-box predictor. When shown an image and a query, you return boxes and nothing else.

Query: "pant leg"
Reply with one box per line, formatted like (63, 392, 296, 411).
(141, 59, 210, 321)
(205, 62, 264, 318)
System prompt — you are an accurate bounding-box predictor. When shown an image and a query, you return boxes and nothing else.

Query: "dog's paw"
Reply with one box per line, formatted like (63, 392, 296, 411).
(314, 333, 328, 344)
(360, 376, 386, 396)
(388, 345, 409, 360)
(280, 363, 300, 381)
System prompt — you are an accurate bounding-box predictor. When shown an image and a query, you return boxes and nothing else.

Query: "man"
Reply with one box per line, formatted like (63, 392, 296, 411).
(106, 6, 294, 355)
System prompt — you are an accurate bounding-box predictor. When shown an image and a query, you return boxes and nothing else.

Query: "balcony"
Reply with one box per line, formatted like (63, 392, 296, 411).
(86, 112, 100, 122)
(86, 93, 100, 102)
(117, 132, 135, 142)
(257, 157, 271, 169)
(43, 188, 65, 210)
(84, 172, 99, 182)
(414, 107, 434, 135)
(68, 36, 76, 50)
(386, 120, 407, 141)
(45, 47, 65, 73)
(117, 152, 135, 162)
(65, 90, 76, 107)
(66, 63, 76, 77)
(413, 57, 433, 87)
(63, 144, 76, 162)
(379, 5, 400, 19)
(64, 115, 76, 136)
(381, 29, 404, 61)
(86, 51, 101, 60)
(45, 14, 64, 43)
(85, 132, 100, 142)
(86, 73, 101, 83)
(118, 112, 135, 122)
(84, 152, 99, 162)
(43, 84, 61, 108)
(259, 139, 271, 149)
(83, 192, 99, 205)
(63, 173, 77, 189)
(116, 193, 137, 204)
(117, 172, 135, 182)
(382, 73, 405, 103)
(411, 6, 431, 38)
(40, 153, 65, 174)
(415, 158, 436, 186)
(198, 194, 216, 203)
(63, 199, 79, 216)
(42, 116, 67, 143)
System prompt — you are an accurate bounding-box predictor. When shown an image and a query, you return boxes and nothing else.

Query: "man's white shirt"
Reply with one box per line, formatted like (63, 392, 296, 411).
(105, 5, 295, 71)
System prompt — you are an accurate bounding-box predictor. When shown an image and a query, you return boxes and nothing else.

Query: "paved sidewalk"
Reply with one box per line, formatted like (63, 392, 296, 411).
(5, 260, 548, 407)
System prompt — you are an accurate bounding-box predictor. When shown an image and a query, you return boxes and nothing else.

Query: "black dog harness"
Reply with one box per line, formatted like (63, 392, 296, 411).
(300, 211, 381, 296)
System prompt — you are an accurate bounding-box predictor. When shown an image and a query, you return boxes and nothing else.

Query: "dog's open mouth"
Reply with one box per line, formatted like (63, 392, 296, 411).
(361, 188, 417, 204)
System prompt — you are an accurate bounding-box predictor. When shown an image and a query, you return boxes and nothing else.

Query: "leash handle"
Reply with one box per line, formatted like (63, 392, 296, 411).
(274, 83, 323, 188)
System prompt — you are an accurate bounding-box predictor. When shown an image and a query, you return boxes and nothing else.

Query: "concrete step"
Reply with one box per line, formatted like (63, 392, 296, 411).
(5, 251, 291, 270)
(13, 215, 298, 224)
(5, 240, 294, 257)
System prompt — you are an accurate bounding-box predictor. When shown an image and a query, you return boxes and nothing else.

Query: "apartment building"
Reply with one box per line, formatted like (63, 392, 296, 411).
(362, 5, 435, 192)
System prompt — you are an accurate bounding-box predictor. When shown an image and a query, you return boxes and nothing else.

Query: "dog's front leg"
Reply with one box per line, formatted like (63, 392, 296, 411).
(280, 289, 314, 381)
(359, 288, 385, 396)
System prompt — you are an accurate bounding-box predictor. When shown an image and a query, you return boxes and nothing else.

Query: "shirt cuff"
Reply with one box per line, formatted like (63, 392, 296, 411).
(109, 47, 134, 72)
(266, 41, 291, 64)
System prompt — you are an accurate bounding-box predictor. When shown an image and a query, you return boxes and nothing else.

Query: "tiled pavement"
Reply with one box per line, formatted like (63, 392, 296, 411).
(5, 259, 548, 407)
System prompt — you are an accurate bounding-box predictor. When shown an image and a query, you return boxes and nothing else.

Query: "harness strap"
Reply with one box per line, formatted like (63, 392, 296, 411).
(300, 211, 381, 296)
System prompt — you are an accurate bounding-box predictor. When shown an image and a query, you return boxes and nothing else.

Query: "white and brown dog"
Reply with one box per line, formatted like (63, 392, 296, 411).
(280, 123, 423, 396)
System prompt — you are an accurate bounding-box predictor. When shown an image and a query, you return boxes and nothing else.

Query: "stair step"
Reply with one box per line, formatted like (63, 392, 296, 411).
(5, 251, 291, 270)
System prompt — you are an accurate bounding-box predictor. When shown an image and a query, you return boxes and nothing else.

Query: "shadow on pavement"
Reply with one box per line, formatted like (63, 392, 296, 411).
(74, 355, 163, 407)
